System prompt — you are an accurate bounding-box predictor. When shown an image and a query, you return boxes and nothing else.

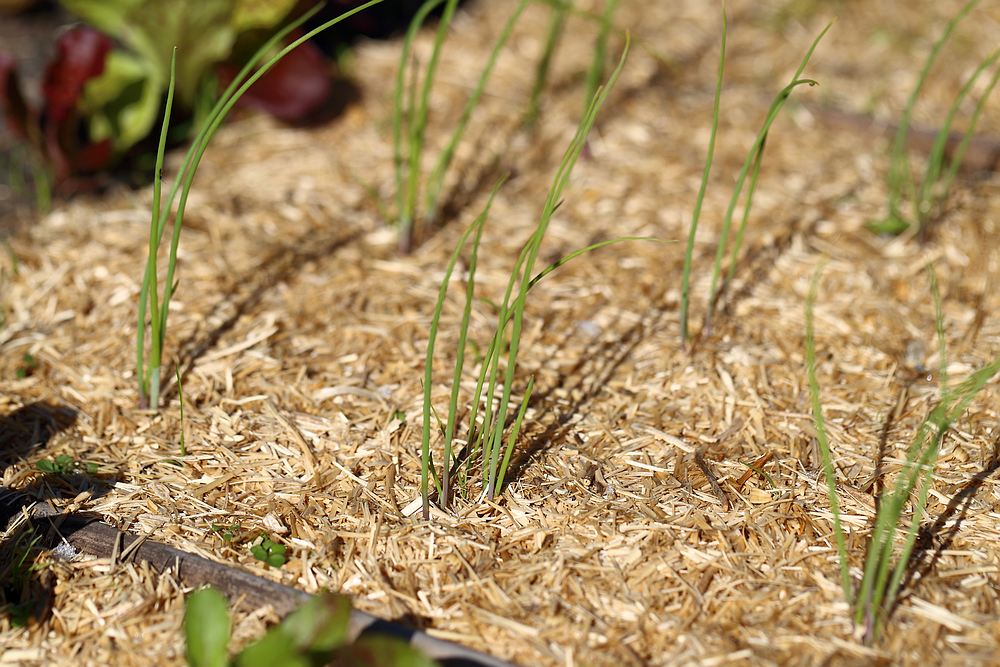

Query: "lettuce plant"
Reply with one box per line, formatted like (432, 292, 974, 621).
(0, 26, 114, 186)
(185, 588, 438, 667)
(0, 0, 337, 191)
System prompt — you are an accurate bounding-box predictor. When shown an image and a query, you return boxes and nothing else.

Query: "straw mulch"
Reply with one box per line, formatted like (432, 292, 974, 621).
(2, 1, 1000, 665)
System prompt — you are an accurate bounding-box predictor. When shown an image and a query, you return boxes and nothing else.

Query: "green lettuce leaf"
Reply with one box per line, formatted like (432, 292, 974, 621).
(81, 50, 162, 151)
(62, 0, 237, 104)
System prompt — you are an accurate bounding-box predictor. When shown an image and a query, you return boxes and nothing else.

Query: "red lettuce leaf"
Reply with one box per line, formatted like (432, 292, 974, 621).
(41, 26, 114, 180)
(43, 26, 112, 123)
(220, 36, 331, 123)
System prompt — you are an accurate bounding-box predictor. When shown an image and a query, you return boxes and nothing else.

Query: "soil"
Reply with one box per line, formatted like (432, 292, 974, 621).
(3, 1, 1000, 666)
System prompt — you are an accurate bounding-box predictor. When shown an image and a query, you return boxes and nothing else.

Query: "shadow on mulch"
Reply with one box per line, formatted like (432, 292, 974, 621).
(894, 430, 1000, 613)
(0, 407, 510, 665)
(502, 305, 666, 491)
(0, 401, 118, 627)
(154, 225, 364, 407)
(858, 385, 1000, 624)
(432, 297, 663, 506)
(417, 12, 744, 258)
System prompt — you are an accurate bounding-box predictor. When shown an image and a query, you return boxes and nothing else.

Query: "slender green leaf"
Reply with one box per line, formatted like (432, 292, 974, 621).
(583, 0, 619, 117)
(494, 375, 534, 496)
(703, 14, 828, 328)
(137, 47, 176, 407)
(137, 1, 385, 409)
(679, 7, 726, 344)
(870, 0, 979, 234)
(804, 264, 852, 602)
(440, 180, 504, 509)
(724, 134, 765, 288)
(421, 180, 501, 518)
(402, 0, 460, 249)
(524, 0, 569, 127)
(424, 1, 528, 221)
(853, 264, 1000, 640)
(916, 48, 1000, 224)
(393, 0, 447, 248)
(486, 37, 630, 497)
(932, 52, 1000, 214)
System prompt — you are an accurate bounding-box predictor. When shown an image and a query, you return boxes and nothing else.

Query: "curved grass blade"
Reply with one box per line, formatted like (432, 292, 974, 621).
(156, 3, 325, 239)
(932, 53, 1000, 215)
(856, 267, 999, 641)
(524, 0, 569, 127)
(424, 0, 529, 222)
(485, 37, 631, 497)
(877, 266, 950, 625)
(702, 71, 824, 331)
(916, 48, 1000, 225)
(160, 1, 387, 380)
(421, 182, 500, 519)
(805, 263, 852, 603)
(855, 414, 935, 628)
(459, 235, 664, 492)
(702, 76, 820, 333)
(475, 244, 530, 490)
(880, 357, 1000, 628)
(583, 0, 619, 117)
(438, 179, 504, 511)
(528, 236, 666, 289)
(723, 133, 765, 289)
(679, 7, 726, 345)
(137, 5, 323, 401)
(393, 0, 447, 250)
(703, 21, 830, 332)
(137, 48, 176, 407)
(493, 375, 534, 496)
(402, 0, 460, 251)
(860, 357, 1000, 637)
(138, 0, 388, 409)
(533, 0, 675, 73)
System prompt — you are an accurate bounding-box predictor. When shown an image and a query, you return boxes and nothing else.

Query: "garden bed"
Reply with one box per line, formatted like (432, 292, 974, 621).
(2, 1, 1000, 665)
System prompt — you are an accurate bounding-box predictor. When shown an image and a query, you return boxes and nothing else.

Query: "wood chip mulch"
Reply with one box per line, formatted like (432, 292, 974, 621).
(2, 1, 1000, 665)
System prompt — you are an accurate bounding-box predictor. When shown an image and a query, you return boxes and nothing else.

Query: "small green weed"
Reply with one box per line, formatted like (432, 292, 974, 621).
(36, 454, 98, 475)
(184, 587, 438, 667)
(582, 0, 620, 118)
(15, 353, 38, 378)
(210, 524, 241, 543)
(249, 534, 287, 569)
